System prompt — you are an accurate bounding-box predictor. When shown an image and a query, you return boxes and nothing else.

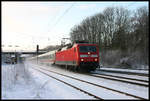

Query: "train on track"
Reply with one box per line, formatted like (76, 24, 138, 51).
(28, 41, 100, 72)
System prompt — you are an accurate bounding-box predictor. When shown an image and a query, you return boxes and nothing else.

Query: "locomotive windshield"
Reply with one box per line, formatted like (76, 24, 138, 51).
(79, 46, 97, 52)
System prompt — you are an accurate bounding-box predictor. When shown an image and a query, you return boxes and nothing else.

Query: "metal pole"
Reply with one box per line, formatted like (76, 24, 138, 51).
(36, 45, 39, 64)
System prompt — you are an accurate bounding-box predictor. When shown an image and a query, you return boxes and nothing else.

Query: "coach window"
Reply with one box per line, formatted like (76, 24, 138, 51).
(74, 48, 76, 52)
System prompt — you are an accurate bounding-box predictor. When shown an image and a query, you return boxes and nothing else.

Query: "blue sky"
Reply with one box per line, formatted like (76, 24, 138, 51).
(2, 1, 148, 51)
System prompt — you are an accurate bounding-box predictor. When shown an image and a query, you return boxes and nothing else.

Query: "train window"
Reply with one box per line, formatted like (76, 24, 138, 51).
(79, 46, 96, 52)
(74, 48, 76, 52)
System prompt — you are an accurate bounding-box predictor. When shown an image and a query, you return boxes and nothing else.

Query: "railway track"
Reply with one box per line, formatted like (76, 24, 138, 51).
(97, 69, 148, 77)
(101, 67, 149, 71)
(92, 72, 148, 82)
(51, 64, 149, 87)
(32, 67, 102, 100)
(30, 64, 147, 100)
(86, 73, 149, 87)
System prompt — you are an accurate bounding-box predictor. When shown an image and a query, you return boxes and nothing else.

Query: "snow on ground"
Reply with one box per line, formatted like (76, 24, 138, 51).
(2, 63, 95, 99)
(2, 61, 149, 99)
(35, 66, 136, 99)
(27, 61, 149, 99)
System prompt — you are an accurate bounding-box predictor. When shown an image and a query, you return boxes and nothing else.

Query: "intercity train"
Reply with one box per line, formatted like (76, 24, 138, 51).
(28, 41, 100, 72)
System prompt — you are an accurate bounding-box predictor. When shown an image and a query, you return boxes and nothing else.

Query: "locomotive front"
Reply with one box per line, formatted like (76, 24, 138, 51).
(77, 44, 99, 71)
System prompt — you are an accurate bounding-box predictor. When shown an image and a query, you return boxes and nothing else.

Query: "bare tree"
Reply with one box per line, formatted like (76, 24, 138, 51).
(69, 6, 149, 66)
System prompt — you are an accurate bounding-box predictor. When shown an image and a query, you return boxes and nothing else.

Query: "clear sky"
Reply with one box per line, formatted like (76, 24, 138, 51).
(2, 1, 148, 51)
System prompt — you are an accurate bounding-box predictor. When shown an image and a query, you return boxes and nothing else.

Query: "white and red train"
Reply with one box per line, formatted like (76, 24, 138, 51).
(28, 41, 100, 72)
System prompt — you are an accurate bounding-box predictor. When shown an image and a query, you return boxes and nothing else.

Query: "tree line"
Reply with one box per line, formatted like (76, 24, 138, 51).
(69, 6, 149, 67)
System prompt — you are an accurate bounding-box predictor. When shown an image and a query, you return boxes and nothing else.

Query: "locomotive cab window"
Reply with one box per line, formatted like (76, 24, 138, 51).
(79, 46, 97, 52)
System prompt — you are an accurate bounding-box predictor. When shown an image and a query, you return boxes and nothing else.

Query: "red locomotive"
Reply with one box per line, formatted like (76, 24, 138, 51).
(29, 41, 100, 72)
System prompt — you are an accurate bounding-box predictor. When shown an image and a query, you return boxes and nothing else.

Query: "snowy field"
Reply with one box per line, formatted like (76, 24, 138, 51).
(2, 63, 94, 99)
(2, 61, 149, 99)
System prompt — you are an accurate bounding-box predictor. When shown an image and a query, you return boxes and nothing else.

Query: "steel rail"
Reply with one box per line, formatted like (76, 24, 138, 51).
(32, 67, 103, 100)
(33, 65, 147, 100)
(98, 69, 148, 77)
(91, 73, 148, 83)
(85, 73, 149, 87)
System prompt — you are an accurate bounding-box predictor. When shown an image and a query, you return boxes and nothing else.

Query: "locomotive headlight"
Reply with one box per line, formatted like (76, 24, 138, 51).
(81, 59, 84, 61)
(95, 58, 98, 61)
